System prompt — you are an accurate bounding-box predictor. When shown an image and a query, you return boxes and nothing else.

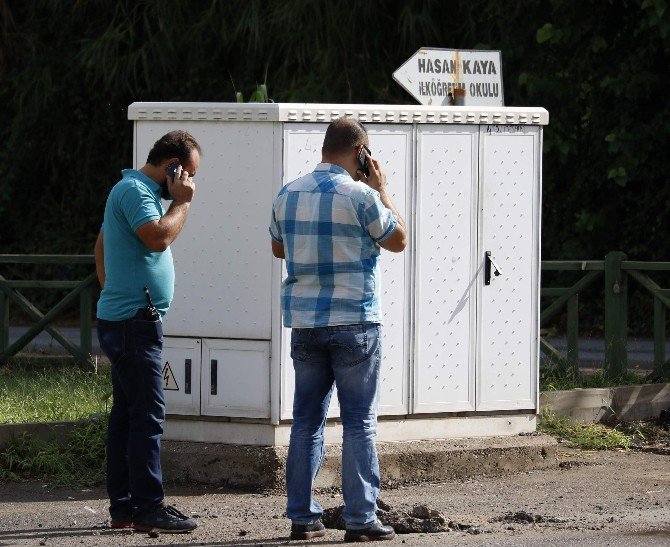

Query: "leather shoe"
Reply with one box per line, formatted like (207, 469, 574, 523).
(344, 520, 395, 542)
(290, 520, 327, 540)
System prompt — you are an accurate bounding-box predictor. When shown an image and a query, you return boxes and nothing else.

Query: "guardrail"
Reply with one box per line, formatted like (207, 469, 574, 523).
(0, 255, 96, 369)
(541, 251, 669, 378)
(1, 252, 668, 377)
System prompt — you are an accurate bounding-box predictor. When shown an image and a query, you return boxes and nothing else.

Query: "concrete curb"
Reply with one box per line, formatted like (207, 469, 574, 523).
(0, 421, 76, 452)
(539, 382, 670, 423)
(161, 434, 558, 491)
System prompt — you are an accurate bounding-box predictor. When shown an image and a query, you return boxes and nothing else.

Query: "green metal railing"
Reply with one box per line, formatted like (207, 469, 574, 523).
(541, 251, 670, 378)
(0, 252, 668, 377)
(0, 255, 96, 369)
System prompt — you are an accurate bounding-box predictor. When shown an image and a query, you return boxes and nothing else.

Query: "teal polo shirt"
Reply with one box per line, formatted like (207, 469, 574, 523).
(96, 169, 175, 321)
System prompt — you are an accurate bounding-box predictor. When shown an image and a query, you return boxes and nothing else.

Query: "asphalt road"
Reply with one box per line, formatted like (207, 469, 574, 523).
(1, 447, 668, 546)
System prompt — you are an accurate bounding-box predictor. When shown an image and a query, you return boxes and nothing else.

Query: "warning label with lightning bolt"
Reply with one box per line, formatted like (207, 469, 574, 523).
(163, 361, 179, 391)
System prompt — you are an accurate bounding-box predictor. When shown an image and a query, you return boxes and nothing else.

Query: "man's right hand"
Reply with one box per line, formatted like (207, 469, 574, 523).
(361, 154, 387, 193)
(167, 165, 196, 204)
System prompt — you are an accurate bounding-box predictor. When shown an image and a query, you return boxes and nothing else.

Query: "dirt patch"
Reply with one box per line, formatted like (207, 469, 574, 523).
(323, 499, 453, 533)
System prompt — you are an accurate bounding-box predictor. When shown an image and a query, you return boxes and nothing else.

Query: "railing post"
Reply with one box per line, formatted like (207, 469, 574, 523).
(80, 281, 93, 360)
(654, 296, 666, 370)
(0, 289, 8, 354)
(604, 251, 628, 377)
(566, 294, 579, 376)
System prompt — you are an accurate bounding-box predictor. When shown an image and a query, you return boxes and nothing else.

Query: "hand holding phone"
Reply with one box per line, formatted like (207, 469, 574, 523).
(361, 154, 387, 193)
(166, 163, 195, 204)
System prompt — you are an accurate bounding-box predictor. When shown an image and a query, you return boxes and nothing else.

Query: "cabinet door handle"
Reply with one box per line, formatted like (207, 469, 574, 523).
(184, 359, 191, 395)
(210, 359, 218, 395)
(485, 251, 503, 285)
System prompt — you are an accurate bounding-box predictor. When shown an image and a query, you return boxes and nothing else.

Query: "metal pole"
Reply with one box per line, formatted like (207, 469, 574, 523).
(80, 282, 93, 359)
(604, 251, 628, 377)
(566, 294, 579, 377)
(0, 288, 8, 354)
(653, 296, 666, 371)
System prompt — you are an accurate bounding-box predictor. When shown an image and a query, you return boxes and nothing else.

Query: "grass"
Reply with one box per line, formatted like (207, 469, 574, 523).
(0, 362, 112, 424)
(540, 366, 653, 392)
(0, 361, 110, 486)
(537, 407, 632, 450)
(0, 415, 107, 486)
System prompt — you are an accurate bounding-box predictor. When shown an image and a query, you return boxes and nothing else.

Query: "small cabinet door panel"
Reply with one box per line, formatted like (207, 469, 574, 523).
(162, 337, 201, 416)
(202, 339, 270, 418)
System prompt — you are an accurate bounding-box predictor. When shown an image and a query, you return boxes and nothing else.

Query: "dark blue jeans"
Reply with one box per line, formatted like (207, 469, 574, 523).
(287, 324, 382, 529)
(97, 311, 165, 518)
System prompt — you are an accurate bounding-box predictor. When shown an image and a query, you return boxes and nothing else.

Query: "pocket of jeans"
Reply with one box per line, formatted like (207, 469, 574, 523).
(129, 319, 163, 354)
(331, 330, 369, 367)
(98, 325, 126, 364)
(290, 342, 311, 362)
(131, 318, 161, 338)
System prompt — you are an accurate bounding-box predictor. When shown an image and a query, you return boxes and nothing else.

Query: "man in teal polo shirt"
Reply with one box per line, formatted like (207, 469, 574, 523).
(95, 130, 201, 534)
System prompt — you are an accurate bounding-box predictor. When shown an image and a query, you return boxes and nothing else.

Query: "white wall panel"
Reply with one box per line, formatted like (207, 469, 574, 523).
(477, 126, 540, 410)
(201, 339, 270, 418)
(414, 127, 478, 412)
(367, 126, 411, 415)
(279, 124, 335, 419)
(135, 121, 275, 340)
(280, 124, 412, 418)
(162, 337, 201, 416)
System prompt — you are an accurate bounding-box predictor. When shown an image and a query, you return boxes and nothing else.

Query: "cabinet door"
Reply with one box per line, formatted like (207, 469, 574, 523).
(201, 339, 270, 418)
(162, 337, 201, 416)
(477, 126, 540, 410)
(135, 121, 276, 340)
(367, 125, 412, 415)
(413, 126, 478, 412)
(280, 124, 412, 419)
(279, 124, 337, 419)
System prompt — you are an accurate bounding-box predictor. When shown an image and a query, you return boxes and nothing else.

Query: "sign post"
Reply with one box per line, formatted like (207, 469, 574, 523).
(393, 48, 504, 106)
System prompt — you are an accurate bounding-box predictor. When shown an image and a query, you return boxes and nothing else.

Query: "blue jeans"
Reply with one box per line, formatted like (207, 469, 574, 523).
(97, 310, 165, 518)
(286, 323, 382, 529)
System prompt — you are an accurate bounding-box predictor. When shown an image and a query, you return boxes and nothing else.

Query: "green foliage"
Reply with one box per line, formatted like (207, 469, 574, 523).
(540, 366, 646, 392)
(538, 408, 632, 450)
(0, 416, 107, 486)
(0, 0, 668, 262)
(0, 364, 111, 424)
(617, 419, 670, 446)
(235, 83, 273, 103)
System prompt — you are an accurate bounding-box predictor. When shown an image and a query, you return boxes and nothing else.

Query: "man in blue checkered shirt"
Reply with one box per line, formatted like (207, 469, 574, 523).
(270, 118, 407, 542)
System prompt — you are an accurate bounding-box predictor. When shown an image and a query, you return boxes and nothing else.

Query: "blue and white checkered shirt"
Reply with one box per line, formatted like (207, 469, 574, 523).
(270, 163, 397, 328)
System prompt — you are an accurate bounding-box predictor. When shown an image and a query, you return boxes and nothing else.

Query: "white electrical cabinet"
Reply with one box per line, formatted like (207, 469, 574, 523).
(129, 103, 547, 445)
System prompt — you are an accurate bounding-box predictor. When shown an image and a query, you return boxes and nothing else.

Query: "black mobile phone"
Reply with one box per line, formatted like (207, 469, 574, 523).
(163, 163, 179, 200)
(167, 162, 179, 179)
(358, 146, 371, 177)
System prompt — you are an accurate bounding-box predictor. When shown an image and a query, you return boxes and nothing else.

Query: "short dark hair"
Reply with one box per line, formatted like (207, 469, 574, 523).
(146, 130, 202, 166)
(322, 117, 368, 156)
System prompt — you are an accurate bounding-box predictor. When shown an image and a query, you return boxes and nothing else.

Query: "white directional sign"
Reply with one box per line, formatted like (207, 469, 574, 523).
(393, 48, 504, 107)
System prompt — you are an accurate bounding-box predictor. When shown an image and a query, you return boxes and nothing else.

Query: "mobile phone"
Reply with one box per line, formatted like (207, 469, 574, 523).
(358, 146, 371, 177)
(162, 163, 179, 201)
(167, 162, 179, 179)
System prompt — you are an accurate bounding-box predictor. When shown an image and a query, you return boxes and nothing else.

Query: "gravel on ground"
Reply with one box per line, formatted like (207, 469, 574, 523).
(0, 447, 668, 546)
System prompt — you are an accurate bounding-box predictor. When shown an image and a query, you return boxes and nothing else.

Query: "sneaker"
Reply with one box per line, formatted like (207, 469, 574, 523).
(344, 520, 395, 542)
(290, 520, 327, 540)
(132, 504, 197, 534)
(110, 515, 133, 529)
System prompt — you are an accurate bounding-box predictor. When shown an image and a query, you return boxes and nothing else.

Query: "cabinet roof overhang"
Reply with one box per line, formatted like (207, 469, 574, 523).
(128, 102, 549, 126)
